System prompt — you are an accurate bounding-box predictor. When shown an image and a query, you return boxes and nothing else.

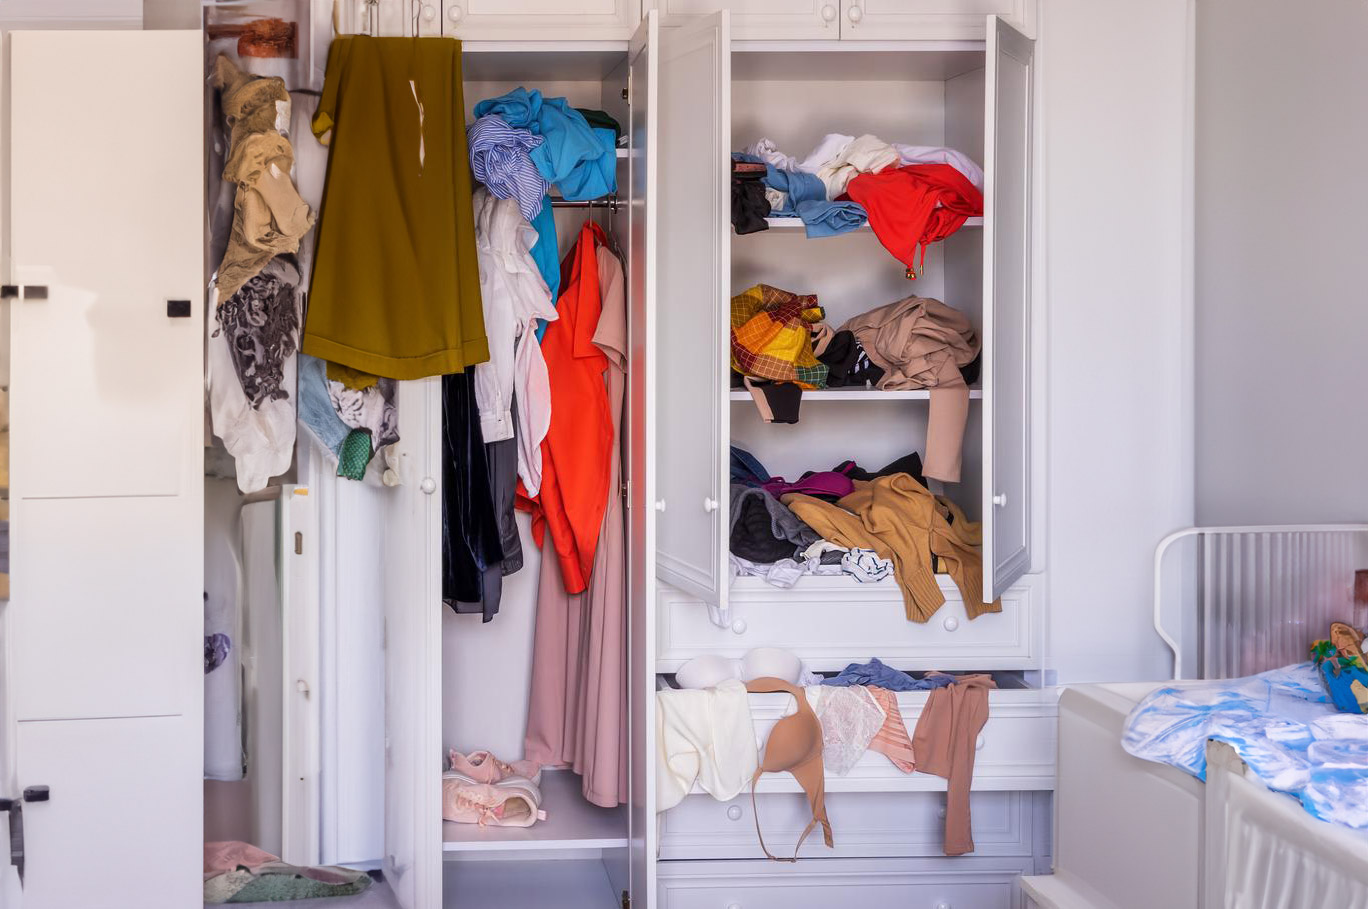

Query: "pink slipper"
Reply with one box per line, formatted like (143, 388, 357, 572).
(448, 749, 542, 786)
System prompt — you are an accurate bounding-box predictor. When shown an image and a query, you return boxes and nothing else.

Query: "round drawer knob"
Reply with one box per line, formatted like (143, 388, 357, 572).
(847, 4, 863, 23)
(936, 903, 952, 909)
(420, 477, 437, 495)
(447, 4, 463, 21)
(704, 497, 719, 513)
(726, 904, 742, 909)
(820, 3, 837, 23)
(726, 805, 743, 821)
(731, 619, 748, 635)
(942, 616, 959, 632)
(422, 4, 437, 22)
(382, 469, 400, 487)
(975, 734, 986, 751)
(992, 493, 1008, 507)
(655, 499, 667, 512)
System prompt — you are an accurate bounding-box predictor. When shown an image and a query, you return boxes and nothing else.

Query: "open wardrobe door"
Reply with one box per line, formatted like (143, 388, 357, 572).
(982, 14, 1036, 602)
(379, 381, 444, 909)
(626, 13, 661, 909)
(651, 10, 731, 611)
(5, 30, 204, 909)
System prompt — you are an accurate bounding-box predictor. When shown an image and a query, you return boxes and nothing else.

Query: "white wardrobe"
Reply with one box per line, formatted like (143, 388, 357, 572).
(0, 4, 1058, 909)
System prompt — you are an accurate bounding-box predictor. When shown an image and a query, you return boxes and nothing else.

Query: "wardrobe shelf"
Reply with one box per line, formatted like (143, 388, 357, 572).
(759, 215, 984, 231)
(442, 770, 628, 853)
(729, 388, 983, 401)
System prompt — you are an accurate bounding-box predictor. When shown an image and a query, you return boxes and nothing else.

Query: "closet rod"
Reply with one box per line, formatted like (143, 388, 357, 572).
(550, 195, 620, 213)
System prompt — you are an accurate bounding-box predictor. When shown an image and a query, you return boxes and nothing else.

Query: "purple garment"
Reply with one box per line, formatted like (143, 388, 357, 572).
(822, 658, 956, 691)
(205, 633, 232, 675)
(762, 471, 855, 502)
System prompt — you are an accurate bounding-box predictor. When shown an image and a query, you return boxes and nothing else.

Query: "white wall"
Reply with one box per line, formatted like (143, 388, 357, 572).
(1038, 0, 1194, 683)
(1194, 0, 1368, 525)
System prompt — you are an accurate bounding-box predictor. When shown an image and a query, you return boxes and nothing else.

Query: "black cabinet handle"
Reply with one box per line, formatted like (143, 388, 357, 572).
(22, 786, 48, 803)
(167, 299, 192, 318)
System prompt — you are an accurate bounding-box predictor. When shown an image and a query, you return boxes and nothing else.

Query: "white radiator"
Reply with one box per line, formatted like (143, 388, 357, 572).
(1155, 525, 1368, 679)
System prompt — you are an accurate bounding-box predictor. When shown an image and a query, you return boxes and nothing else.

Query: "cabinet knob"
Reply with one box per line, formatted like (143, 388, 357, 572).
(942, 616, 959, 632)
(992, 493, 1007, 508)
(22, 786, 49, 803)
(422, 4, 437, 22)
(655, 499, 667, 512)
(936, 903, 952, 909)
(447, 4, 463, 21)
(726, 904, 742, 909)
(726, 805, 743, 821)
(937, 804, 947, 819)
(975, 734, 985, 751)
(846, 3, 863, 24)
(703, 497, 719, 513)
(820, 4, 837, 23)
(731, 619, 748, 635)
(420, 477, 437, 495)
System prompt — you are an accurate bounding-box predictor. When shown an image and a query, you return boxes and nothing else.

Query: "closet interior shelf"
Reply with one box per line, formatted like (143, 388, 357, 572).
(442, 770, 629, 852)
(729, 387, 984, 402)
(761, 215, 984, 231)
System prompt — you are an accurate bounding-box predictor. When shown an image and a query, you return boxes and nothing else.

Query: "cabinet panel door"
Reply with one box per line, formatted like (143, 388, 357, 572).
(9, 31, 203, 501)
(18, 716, 200, 909)
(652, 1, 838, 40)
(442, 0, 639, 40)
(654, 12, 731, 611)
(378, 380, 444, 909)
(625, 13, 660, 909)
(841, 0, 1033, 40)
(982, 15, 1035, 600)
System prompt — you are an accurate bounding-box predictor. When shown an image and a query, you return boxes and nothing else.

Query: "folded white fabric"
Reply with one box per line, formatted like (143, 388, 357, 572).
(656, 680, 759, 811)
(814, 133, 900, 199)
(745, 137, 801, 172)
(797, 133, 855, 174)
(891, 143, 985, 189)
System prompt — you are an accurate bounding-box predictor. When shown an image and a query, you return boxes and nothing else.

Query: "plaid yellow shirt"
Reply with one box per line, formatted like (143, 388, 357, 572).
(730, 284, 829, 388)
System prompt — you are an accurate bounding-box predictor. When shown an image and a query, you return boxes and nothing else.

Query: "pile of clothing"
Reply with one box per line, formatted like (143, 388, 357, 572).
(204, 841, 371, 903)
(657, 655, 996, 857)
(727, 447, 999, 624)
(730, 284, 979, 482)
(730, 133, 983, 278)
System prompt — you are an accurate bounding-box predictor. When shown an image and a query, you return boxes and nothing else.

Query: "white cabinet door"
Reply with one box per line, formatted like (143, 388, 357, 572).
(654, 12, 731, 612)
(982, 15, 1034, 601)
(840, 0, 1034, 40)
(378, 379, 444, 909)
(17, 716, 200, 909)
(441, 0, 639, 40)
(5, 30, 204, 908)
(625, 13, 660, 909)
(651, 1, 838, 40)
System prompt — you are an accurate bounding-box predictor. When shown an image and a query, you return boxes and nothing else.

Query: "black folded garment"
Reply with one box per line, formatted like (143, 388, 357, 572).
(815, 328, 887, 388)
(731, 166, 770, 235)
(834, 451, 927, 488)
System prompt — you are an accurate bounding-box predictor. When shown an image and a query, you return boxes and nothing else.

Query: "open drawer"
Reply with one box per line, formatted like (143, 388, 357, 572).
(657, 574, 1041, 673)
(684, 686, 1057, 795)
(660, 789, 1039, 861)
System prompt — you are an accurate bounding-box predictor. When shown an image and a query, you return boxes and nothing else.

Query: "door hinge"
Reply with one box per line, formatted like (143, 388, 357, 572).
(621, 890, 630, 909)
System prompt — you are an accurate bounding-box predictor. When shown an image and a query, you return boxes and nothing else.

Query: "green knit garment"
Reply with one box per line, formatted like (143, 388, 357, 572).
(337, 429, 373, 480)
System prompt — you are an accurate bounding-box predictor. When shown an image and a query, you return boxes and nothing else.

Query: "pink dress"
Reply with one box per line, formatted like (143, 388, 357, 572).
(522, 243, 628, 808)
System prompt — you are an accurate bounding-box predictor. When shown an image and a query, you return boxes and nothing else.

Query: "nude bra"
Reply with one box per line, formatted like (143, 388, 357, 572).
(745, 677, 833, 861)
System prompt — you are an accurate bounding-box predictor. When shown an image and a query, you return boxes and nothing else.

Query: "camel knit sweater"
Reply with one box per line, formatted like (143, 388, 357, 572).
(783, 474, 999, 623)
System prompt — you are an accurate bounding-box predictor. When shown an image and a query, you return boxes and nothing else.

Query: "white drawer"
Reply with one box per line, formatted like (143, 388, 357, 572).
(660, 790, 1033, 860)
(658, 574, 1039, 672)
(657, 857, 1032, 909)
(700, 688, 1056, 794)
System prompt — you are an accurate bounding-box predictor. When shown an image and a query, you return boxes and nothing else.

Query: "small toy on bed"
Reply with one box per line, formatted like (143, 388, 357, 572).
(1311, 622, 1368, 714)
